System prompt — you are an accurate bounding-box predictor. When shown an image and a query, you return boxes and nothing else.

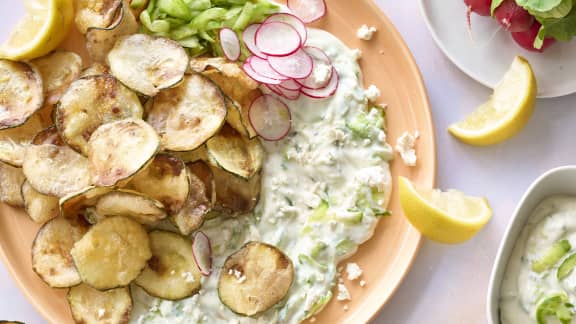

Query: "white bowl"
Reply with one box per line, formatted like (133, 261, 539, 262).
(487, 166, 576, 323)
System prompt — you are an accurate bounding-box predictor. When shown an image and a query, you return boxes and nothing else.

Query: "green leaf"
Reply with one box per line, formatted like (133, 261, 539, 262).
(517, 0, 563, 12)
(529, 0, 573, 18)
(538, 6, 576, 41)
(491, 0, 505, 16)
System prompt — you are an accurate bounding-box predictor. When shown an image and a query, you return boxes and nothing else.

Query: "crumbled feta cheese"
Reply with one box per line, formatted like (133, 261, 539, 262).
(343, 304, 349, 311)
(310, 317, 317, 323)
(355, 166, 387, 192)
(360, 280, 367, 287)
(181, 271, 196, 283)
(159, 300, 173, 316)
(395, 131, 419, 167)
(303, 193, 322, 208)
(365, 85, 381, 102)
(337, 283, 351, 301)
(377, 130, 386, 143)
(346, 262, 363, 281)
(97, 308, 106, 319)
(356, 24, 377, 40)
(362, 138, 371, 146)
(313, 63, 332, 85)
(229, 269, 246, 283)
(350, 48, 362, 60)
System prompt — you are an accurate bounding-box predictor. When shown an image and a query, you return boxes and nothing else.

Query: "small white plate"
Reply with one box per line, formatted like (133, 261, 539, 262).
(419, 0, 576, 98)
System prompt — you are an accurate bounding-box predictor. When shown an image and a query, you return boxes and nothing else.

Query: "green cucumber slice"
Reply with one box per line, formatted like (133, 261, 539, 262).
(532, 239, 571, 273)
(558, 253, 576, 280)
(536, 294, 574, 324)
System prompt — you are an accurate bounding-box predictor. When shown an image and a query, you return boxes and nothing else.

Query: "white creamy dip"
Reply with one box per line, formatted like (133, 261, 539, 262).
(500, 196, 576, 324)
(131, 28, 393, 324)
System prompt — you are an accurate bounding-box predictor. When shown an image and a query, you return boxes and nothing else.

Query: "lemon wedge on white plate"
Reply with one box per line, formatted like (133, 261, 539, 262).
(398, 176, 492, 244)
(448, 56, 537, 146)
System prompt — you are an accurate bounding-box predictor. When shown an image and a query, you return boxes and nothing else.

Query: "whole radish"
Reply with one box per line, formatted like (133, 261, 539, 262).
(511, 22, 556, 52)
(464, 0, 492, 16)
(494, 0, 535, 32)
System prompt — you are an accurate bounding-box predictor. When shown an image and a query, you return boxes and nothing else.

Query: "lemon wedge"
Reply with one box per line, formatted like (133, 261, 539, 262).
(398, 177, 492, 244)
(0, 0, 74, 60)
(448, 56, 537, 146)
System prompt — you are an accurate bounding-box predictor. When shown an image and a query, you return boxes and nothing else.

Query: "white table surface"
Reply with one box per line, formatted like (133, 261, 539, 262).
(2, 0, 576, 323)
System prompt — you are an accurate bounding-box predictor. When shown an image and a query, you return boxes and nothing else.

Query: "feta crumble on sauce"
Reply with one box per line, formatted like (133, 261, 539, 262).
(132, 29, 393, 324)
(395, 131, 419, 167)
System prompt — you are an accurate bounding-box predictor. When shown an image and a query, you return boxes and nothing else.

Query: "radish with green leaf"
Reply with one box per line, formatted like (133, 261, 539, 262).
(512, 22, 556, 52)
(494, 0, 535, 32)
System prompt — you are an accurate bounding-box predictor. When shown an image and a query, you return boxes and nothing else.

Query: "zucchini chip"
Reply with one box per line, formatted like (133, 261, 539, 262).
(210, 164, 261, 215)
(134, 231, 201, 300)
(147, 74, 227, 151)
(0, 60, 44, 130)
(75, 0, 123, 34)
(188, 161, 215, 205)
(86, 4, 138, 63)
(172, 145, 208, 164)
(31, 51, 83, 106)
(129, 154, 189, 215)
(23, 144, 91, 197)
(22, 181, 59, 224)
(0, 162, 25, 207)
(225, 98, 250, 138)
(107, 34, 188, 97)
(170, 172, 211, 235)
(79, 63, 110, 78)
(68, 284, 132, 324)
(56, 75, 143, 155)
(0, 114, 45, 167)
(32, 126, 64, 146)
(95, 190, 167, 225)
(218, 242, 294, 316)
(31, 217, 89, 288)
(206, 124, 264, 180)
(88, 119, 159, 187)
(71, 216, 151, 290)
(59, 186, 112, 219)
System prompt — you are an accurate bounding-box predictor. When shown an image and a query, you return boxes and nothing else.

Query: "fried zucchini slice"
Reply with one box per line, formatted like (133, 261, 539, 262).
(0, 114, 45, 167)
(32, 126, 64, 146)
(22, 181, 59, 224)
(188, 161, 215, 205)
(31, 217, 89, 288)
(0, 162, 25, 207)
(171, 145, 208, 164)
(225, 98, 250, 138)
(170, 172, 211, 235)
(88, 119, 159, 187)
(80, 63, 110, 78)
(210, 165, 261, 215)
(95, 190, 167, 225)
(107, 34, 188, 97)
(206, 124, 264, 180)
(31, 51, 83, 106)
(71, 216, 151, 290)
(147, 74, 226, 151)
(86, 4, 138, 63)
(59, 186, 112, 219)
(68, 284, 132, 324)
(128, 154, 189, 214)
(75, 0, 123, 33)
(134, 231, 201, 300)
(23, 144, 91, 197)
(218, 242, 294, 316)
(56, 75, 143, 155)
(0, 60, 44, 130)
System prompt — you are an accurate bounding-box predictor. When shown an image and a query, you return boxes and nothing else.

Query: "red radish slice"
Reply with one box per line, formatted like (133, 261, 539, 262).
(249, 94, 292, 141)
(219, 28, 241, 61)
(296, 47, 333, 89)
(249, 56, 289, 81)
(255, 22, 302, 56)
(287, 0, 327, 23)
(301, 67, 339, 99)
(266, 84, 285, 97)
(279, 79, 302, 91)
(277, 86, 300, 100)
(243, 24, 267, 59)
(192, 231, 212, 276)
(264, 13, 307, 45)
(268, 49, 313, 79)
(243, 60, 282, 85)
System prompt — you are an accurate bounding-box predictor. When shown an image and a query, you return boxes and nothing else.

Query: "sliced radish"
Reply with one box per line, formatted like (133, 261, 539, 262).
(219, 28, 241, 61)
(192, 231, 212, 276)
(287, 0, 327, 23)
(301, 67, 339, 99)
(255, 22, 302, 57)
(249, 56, 289, 81)
(277, 86, 301, 100)
(266, 84, 285, 97)
(264, 13, 308, 45)
(279, 79, 302, 91)
(243, 24, 267, 59)
(296, 47, 333, 89)
(268, 49, 313, 79)
(249, 94, 292, 141)
(243, 60, 282, 85)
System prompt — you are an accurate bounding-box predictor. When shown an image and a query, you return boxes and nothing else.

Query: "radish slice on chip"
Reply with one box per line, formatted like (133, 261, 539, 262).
(301, 67, 339, 99)
(243, 24, 267, 58)
(249, 94, 292, 141)
(249, 56, 289, 81)
(279, 79, 302, 91)
(192, 231, 212, 276)
(256, 22, 302, 56)
(287, 0, 327, 23)
(264, 13, 308, 45)
(268, 49, 313, 79)
(296, 47, 333, 89)
(243, 59, 282, 85)
(219, 28, 241, 61)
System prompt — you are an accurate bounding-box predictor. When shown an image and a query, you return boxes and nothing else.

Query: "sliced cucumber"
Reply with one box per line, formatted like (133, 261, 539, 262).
(536, 294, 574, 324)
(68, 284, 132, 324)
(532, 239, 571, 273)
(218, 242, 294, 316)
(558, 253, 576, 280)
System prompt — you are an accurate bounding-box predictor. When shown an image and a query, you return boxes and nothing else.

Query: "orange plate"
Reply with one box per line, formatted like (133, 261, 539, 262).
(0, 0, 436, 323)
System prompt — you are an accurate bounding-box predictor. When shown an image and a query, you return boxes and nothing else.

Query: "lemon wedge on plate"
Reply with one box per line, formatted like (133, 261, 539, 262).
(448, 56, 537, 146)
(398, 177, 492, 244)
(0, 0, 74, 60)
